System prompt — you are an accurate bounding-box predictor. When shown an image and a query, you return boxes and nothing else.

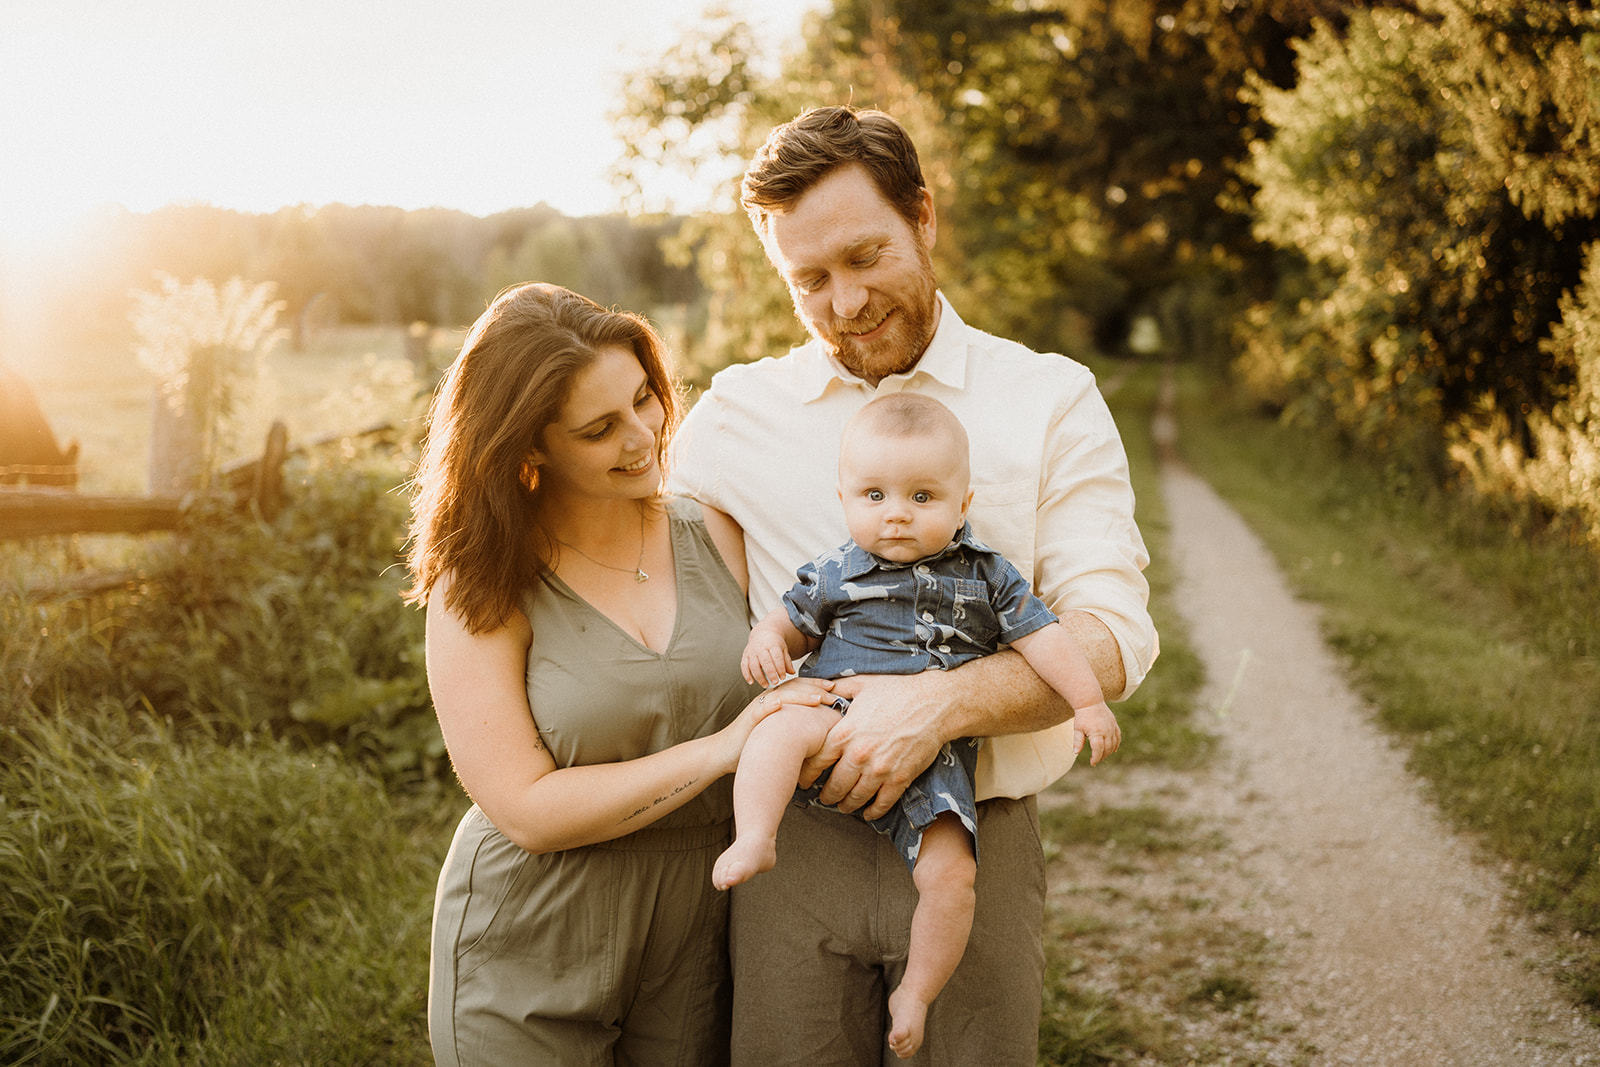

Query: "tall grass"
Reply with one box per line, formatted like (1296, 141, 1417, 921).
(1, 441, 453, 1063)
(0, 703, 445, 1065)
(1174, 365, 1600, 1009)
(3, 449, 441, 784)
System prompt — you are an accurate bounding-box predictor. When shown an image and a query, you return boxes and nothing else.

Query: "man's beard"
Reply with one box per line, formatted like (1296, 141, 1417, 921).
(811, 247, 939, 383)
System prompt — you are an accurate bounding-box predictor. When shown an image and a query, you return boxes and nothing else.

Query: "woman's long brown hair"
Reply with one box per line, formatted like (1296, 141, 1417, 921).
(403, 283, 682, 634)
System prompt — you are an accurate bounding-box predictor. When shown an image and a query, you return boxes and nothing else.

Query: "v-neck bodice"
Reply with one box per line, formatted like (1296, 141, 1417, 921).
(519, 497, 760, 826)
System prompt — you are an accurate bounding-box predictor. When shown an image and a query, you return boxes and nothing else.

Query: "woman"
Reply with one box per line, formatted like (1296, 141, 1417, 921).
(404, 283, 829, 1065)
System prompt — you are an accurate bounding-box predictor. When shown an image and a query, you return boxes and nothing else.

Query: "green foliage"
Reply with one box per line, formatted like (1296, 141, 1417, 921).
(1176, 365, 1600, 1008)
(613, 1, 1348, 379)
(1239, 3, 1600, 524)
(1451, 232, 1600, 546)
(18, 201, 700, 363)
(0, 707, 443, 1065)
(3, 448, 441, 787)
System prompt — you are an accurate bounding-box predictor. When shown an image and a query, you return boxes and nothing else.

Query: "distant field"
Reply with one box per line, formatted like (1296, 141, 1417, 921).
(20, 325, 450, 494)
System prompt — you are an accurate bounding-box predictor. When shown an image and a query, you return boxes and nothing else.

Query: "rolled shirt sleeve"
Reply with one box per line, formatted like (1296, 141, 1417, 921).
(1033, 378, 1158, 701)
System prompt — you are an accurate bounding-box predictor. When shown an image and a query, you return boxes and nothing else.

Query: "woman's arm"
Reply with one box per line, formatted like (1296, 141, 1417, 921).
(426, 572, 830, 854)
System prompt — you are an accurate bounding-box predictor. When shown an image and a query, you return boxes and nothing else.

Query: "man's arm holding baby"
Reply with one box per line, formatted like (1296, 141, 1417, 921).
(809, 611, 1124, 818)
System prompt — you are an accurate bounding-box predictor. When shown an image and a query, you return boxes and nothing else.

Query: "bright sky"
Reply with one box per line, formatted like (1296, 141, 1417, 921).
(0, 0, 819, 252)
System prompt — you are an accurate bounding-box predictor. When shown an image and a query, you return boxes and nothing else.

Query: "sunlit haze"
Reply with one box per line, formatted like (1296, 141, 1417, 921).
(0, 1, 818, 254)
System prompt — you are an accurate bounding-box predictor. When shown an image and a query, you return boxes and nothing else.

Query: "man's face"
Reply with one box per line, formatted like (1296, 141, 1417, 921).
(763, 164, 940, 386)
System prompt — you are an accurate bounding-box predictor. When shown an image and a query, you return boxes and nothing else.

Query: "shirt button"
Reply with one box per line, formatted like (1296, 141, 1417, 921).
(921, 612, 934, 622)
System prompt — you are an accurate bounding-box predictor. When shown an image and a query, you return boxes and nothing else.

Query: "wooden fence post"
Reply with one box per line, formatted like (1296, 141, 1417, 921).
(148, 385, 202, 497)
(252, 420, 289, 520)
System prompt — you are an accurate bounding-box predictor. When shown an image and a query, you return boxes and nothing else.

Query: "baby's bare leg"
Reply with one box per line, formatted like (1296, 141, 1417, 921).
(712, 705, 839, 890)
(887, 814, 977, 1059)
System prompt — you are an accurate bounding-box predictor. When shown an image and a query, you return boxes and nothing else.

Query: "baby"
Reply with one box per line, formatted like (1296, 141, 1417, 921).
(714, 392, 1120, 1058)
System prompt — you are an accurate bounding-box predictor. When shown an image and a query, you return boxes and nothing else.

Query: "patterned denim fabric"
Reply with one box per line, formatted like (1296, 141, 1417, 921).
(781, 523, 1056, 870)
(796, 695, 984, 871)
(782, 521, 1056, 681)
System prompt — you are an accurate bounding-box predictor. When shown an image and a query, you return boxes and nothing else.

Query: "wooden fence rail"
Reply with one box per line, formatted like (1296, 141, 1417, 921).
(0, 420, 395, 544)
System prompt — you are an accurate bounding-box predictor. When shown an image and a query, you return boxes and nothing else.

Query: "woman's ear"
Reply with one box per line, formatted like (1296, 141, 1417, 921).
(520, 450, 545, 488)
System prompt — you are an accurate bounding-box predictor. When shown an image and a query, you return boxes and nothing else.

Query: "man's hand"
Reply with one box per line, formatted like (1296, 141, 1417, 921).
(799, 672, 948, 819)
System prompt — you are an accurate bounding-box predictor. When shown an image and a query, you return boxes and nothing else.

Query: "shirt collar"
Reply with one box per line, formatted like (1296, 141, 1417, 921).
(839, 519, 980, 579)
(797, 292, 968, 403)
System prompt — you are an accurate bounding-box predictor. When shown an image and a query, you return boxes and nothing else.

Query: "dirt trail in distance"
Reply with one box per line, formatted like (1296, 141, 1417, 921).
(1146, 378, 1599, 1064)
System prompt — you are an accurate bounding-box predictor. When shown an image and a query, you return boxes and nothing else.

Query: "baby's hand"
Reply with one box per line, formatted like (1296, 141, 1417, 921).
(741, 629, 795, 688)
(1072, 702, 1122, 767)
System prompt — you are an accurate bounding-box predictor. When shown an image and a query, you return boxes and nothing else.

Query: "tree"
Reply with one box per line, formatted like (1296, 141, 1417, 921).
(1239, 2, 1600, 475)
(611, 0, 1370, 373)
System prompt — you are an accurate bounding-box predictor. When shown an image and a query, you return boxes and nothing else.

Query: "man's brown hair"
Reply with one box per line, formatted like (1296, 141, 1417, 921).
(741, 106, 926, 237)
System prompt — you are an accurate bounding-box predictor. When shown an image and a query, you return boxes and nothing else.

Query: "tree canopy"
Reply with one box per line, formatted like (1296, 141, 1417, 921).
(616, 0, 1600, 541)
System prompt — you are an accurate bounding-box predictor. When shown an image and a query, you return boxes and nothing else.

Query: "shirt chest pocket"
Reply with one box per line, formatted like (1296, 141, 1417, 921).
(913, 574, 999, 665)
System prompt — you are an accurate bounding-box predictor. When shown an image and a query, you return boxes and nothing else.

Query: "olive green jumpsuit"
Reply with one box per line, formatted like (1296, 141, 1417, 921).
(429, 500, 759, 1066)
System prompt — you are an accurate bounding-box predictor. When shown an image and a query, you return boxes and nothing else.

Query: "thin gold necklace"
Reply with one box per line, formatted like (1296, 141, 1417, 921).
(555, 511, 649, 583)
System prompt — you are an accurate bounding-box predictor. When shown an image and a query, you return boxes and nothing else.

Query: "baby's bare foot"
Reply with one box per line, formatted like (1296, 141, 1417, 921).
(711, 837, 776, 890)
(886, 985, 929, 1059)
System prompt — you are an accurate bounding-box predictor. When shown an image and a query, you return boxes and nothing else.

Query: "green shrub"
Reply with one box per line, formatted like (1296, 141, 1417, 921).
(3, 447, 441, 786)
(0, 705, 444, 1065)
(1238, 2, 1600, 530)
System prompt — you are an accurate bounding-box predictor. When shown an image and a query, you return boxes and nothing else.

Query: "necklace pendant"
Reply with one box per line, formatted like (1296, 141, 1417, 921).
(635, 569, 650, 583)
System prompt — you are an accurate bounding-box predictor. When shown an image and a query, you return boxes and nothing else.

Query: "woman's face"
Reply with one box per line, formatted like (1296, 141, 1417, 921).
(530, 345, 665, 503)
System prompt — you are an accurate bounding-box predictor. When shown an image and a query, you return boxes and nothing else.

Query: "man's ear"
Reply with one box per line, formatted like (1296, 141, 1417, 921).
(918, 187, 937, 251)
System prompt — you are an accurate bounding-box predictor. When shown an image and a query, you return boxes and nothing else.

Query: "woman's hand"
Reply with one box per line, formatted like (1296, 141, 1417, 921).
(717, 676, 835, 775)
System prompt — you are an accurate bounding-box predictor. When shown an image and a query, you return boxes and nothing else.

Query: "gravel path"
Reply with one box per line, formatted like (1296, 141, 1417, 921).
(1155, 391, 1600, 1065)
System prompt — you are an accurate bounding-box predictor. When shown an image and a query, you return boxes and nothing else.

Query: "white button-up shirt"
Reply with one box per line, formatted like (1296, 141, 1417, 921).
(669, 293, 1158, 798)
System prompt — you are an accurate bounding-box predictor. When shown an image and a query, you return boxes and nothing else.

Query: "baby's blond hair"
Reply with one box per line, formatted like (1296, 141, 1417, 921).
(841, 394, 971, 483)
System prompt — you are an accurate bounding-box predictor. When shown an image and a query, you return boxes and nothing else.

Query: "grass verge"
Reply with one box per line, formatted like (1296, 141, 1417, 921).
(1173, 364, 1600, 1011)
(0, 704, 449, 1065)
(1033, 360, 1230, 1064)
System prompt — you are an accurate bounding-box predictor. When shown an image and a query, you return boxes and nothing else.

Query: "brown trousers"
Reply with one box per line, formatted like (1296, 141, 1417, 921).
(729, 795, 1046, 1066)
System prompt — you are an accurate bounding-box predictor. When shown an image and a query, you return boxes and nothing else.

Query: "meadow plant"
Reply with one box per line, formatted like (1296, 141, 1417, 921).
(4, 446, 439, 783)
(131, 274, 286, 494)
(0, 705, 442, 1065)
(1, 441, 449, 1063)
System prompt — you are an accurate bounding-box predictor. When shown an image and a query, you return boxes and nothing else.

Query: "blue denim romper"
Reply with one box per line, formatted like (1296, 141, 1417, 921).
(783, 522, 1056, 870)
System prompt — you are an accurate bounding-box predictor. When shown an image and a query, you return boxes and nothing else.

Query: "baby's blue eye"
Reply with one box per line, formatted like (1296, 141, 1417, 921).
(912, 491, 931, 504)
(867, 489, 884, 502)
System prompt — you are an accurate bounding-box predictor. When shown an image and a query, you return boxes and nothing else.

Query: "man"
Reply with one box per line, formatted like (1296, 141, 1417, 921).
(670, 106, 1158, 1065)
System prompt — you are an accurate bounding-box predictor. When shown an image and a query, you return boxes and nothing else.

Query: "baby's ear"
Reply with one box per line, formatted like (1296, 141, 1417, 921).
(961, 487, 975, 517)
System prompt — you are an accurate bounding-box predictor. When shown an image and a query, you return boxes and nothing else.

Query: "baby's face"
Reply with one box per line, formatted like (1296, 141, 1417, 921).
(837, 426, 972, 563)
